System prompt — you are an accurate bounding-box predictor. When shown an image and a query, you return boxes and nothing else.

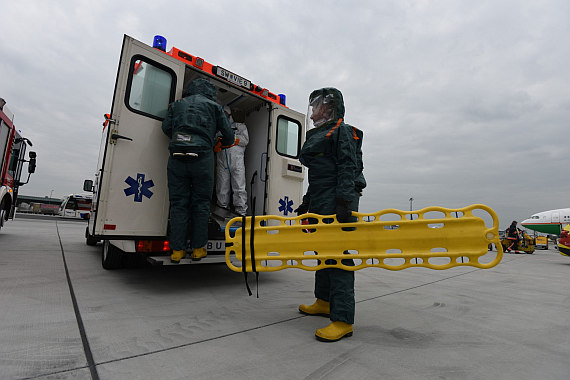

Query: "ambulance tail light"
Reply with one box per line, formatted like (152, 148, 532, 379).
(153, 35, 167, 52)
(136, 240, 170, 252)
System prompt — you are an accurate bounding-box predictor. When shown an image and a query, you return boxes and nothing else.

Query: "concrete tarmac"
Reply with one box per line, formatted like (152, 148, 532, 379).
(0, 217, 569, 380)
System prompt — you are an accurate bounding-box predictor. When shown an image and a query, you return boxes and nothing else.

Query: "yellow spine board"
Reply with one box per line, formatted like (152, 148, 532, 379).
(225, 204, 503, 272)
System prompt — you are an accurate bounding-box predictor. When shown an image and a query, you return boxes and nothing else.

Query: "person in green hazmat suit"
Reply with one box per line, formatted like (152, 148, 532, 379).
(162, 78, 235, 263)
(295, 88, 366, 342)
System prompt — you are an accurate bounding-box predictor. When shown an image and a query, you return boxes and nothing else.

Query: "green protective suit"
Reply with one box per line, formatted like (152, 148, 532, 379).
(299, 87, 366, 325)
(162, 78, 234, 251)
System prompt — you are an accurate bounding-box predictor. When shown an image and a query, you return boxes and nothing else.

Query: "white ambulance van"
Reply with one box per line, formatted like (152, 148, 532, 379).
(84, 35, 305, 269)
(58, 193, 92, 219)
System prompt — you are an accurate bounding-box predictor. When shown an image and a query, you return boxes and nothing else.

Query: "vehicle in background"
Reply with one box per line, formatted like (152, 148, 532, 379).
(58, 193, 92, 219)
(84, 35, 305, 269)
(500, 230, 535, 254)
(0, 98, 36, 232)
(534, 235, 548, 250)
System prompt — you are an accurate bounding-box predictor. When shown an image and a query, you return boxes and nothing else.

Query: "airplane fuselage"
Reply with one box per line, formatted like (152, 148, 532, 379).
(520, 208, 570, 236)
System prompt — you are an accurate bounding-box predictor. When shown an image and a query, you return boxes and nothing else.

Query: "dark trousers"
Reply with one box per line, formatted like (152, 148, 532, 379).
(315, 266, 355, 324)
(311, 196, 359, 325)
(167, 151, 213, 251)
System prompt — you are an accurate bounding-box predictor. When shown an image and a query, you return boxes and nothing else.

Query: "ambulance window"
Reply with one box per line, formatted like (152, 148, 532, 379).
(65, 198, 78, 210)
(276, 117, 301, 158)
(0, 122, 9, 176)
(126, 56, 175, 120)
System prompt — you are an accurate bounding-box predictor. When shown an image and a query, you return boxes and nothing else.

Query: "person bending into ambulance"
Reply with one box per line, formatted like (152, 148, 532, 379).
(162, 78, 235, 263)
(295, 88, 366, 342)
(215, 106, 249, 216)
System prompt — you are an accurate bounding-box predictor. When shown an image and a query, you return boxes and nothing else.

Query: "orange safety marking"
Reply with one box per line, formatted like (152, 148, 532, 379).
(325, 118, 343, 139)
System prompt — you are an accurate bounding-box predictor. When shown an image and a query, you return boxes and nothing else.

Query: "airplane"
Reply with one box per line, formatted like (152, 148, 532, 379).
(520, 208, 570, 236)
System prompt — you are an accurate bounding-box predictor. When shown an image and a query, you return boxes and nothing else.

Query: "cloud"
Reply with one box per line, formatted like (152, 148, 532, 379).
(1, 0, 569, 228)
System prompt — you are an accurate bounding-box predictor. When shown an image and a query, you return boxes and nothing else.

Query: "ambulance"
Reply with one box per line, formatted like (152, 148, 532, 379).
(84, 35, 305, 269)
(58, 193, 93, 219)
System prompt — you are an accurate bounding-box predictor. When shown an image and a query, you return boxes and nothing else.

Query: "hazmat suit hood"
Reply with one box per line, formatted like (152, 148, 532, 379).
(306, 87, 345, 130)
(183, 78, 217, 101)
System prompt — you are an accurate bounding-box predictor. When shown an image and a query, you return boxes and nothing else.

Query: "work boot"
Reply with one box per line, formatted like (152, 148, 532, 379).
(315, 321, 353, 342)
(191, 247, 207, 261)
(171, 250, 186, 264)
(299, 299, 330, 317)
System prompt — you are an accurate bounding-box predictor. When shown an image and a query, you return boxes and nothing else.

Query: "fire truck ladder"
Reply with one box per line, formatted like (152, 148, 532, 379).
(225, 204, 503, 272)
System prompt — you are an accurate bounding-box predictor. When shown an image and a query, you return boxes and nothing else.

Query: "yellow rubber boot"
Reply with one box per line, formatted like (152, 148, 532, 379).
(299, 299, 330, 317)
(191, 247, 207, 261)
(171, 250, 186, 264)
(315, 321, 353, 342)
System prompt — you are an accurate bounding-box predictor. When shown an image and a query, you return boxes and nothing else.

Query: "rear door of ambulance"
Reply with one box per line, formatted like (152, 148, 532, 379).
(264, 105, 305, 217)
(93, 35, 184, 238)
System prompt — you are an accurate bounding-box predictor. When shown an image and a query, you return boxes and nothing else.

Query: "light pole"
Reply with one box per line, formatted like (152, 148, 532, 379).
(409, 197, 414, 220)
(50, 190, 54, 199)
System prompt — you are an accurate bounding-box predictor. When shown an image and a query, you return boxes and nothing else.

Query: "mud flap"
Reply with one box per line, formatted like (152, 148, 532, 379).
(225, 204, 503, 272)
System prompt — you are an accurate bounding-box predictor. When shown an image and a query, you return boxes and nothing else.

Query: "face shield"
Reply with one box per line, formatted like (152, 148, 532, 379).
(306, 93, 335, 130)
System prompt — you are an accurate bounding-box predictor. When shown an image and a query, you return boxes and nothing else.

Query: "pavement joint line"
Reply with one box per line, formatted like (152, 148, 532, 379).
(34, 244, 520, 372)
(56, 221, 100, 380)
(21, 365, 91, 380)
(95, 315, 306, 367)
(356, 254, 521, 304)
(95, 255, 521, 367)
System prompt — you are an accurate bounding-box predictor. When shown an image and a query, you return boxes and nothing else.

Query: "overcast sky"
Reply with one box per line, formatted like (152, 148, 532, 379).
(2, 0, 569, 229)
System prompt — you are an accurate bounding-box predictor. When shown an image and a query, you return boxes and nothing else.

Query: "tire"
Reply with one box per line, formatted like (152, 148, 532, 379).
(0, 199, 6, 231)
(85, 226, 98, 246)
(102, 241, 124, 270)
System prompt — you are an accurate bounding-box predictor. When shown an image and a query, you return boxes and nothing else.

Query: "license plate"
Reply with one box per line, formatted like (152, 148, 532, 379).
(213, 66, 252, 90)
(206, 240, 226, 251)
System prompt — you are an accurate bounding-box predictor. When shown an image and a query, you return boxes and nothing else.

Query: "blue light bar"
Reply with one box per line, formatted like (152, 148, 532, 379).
(153, 35, 167, 52)
(278, 94, 286, 106)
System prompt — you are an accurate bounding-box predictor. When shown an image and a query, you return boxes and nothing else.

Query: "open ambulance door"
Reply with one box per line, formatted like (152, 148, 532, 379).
(93, 35, 184, 240)
(264, 105, 305, 217)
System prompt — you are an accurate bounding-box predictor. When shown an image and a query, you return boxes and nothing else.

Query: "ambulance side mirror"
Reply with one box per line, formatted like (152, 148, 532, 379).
(28, 151, 36, 173)
(83, 179, 94, 192)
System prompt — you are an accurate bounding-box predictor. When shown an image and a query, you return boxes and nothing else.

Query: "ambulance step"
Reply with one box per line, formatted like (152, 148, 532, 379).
(225, 204, 503, 272)
(147, 255, 227, 266)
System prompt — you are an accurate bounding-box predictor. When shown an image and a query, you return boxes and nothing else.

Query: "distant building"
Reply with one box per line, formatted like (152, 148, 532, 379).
(16, 195, 62, 215)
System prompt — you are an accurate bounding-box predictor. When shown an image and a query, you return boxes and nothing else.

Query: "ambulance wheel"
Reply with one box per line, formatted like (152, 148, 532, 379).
(85, 226, 98, 246)
(102, 241, 124, 270)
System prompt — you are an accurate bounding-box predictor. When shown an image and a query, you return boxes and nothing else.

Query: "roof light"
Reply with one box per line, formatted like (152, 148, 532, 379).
(278, 94, 286, 106)
(153, 35, 167, 52)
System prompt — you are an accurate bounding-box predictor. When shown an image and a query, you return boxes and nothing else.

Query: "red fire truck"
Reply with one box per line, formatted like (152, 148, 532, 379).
(0, 98, 37, 232)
